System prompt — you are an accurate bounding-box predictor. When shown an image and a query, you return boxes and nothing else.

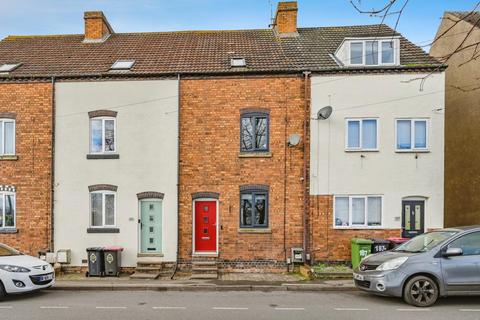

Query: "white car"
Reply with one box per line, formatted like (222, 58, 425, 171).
(0, 243, 54, 299)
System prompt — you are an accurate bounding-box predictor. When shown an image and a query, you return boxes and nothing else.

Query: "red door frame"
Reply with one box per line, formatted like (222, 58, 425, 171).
(193, 199, 218, 254)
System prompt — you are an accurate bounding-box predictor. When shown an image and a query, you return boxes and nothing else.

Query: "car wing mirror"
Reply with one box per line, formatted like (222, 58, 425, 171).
(443, 247, 463, 257)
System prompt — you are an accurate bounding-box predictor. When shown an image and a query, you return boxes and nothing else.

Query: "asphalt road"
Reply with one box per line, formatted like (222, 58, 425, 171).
(1, 290, 480, 320)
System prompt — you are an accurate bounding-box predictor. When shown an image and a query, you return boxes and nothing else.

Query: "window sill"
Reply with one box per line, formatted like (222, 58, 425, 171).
(345, 149, 379, 153)
(238, 228, 271, 234)
(395, 150, 430, 153)
(0, 155, 18, 161)
(238, 151, 272, 158)
(334, 226, 384, 230)
(87, 227, 120, 233)
(86, 154, 120, 160)
(0, 228, 18, 234)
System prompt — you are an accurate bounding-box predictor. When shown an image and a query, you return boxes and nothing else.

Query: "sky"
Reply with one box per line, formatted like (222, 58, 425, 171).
(0, 0, 478, 49)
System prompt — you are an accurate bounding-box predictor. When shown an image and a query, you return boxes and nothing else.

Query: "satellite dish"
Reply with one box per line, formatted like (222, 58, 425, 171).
(317, 106, 333, 120)
(288, 133, 301, 147)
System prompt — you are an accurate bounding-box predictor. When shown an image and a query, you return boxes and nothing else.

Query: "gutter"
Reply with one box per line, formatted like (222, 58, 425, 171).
(50, 76, 56, 252)
(171, 73, 181, 279)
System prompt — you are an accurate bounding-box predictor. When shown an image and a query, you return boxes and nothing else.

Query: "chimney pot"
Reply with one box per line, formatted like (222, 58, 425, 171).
(273, 1, 298, 36)
(84, 11, 114, 42)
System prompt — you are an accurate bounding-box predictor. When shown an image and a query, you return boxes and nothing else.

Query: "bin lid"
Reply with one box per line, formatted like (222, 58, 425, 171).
(86, 247, 104, 251)
(351, 238, 373, 244)
(103, 246, 124, 251)
(370, 238, 391, 244)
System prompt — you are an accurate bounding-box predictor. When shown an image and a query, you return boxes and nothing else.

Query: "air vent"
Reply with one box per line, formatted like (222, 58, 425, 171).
(110, 60, 135, 70)
(0, 63, 21, 72)
(230, 58, 246, 67)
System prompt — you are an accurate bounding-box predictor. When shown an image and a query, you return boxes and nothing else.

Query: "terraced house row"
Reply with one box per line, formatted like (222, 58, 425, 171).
(0, 2, 445, 277)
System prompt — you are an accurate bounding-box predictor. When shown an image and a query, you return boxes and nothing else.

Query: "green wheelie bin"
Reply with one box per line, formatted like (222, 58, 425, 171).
(351, 238, 373, 269)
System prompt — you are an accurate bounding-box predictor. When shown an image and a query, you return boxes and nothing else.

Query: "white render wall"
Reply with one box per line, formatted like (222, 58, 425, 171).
(54, 80, 178, 267)
(310, 73, 445, 229)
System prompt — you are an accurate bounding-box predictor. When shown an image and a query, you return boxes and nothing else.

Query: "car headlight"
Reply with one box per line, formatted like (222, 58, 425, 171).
(0, 265, 31, 273)
(376, 257, 408, 271)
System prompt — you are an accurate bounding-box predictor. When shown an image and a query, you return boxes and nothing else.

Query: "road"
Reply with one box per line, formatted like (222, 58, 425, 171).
(1, 290, 480, 320)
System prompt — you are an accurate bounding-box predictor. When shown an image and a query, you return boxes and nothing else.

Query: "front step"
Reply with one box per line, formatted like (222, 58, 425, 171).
(190, 273, 218, 280)
(130, 273, 160, 280)
(131, 258, 163, 279)
(190, 257, 219, 280)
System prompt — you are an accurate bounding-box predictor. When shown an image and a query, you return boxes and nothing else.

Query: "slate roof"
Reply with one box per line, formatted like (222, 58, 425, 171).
(447, 11, 480, 29)
(0, 24, 440, 78)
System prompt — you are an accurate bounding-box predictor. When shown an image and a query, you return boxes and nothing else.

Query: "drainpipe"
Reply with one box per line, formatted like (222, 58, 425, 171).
(171, 74, 181, 279)
(302, 71, 311, 263)
(50, 76, 56, 252)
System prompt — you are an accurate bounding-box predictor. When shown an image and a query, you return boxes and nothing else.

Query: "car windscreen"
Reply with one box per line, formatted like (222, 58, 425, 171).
(394, 231, 458, 253)
(0, 244, 21, 256)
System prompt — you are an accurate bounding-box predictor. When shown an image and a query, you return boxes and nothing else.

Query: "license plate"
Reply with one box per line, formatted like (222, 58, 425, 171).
(353, 273, 365, 281)
(38, 274, 53, 282)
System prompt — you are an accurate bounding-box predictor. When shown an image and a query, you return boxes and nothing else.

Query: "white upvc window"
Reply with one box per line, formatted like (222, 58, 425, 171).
(90, 117, 116, 153)
(348, 39, 397, 66)
(395, 119, 428, 151)
(345, 118, 379, 151)
(334, 195, 383, 228)
(0, 119, 15, 155)
(0, 192, 16, 229)
(90, 191, 116, 228)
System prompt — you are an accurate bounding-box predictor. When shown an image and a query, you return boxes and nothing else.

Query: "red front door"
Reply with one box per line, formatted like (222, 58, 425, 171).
(194, 201, 217, 252)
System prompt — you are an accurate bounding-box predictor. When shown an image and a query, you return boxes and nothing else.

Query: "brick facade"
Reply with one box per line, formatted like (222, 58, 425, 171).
(0, 82, 52, 255)
(310, 195, 402, 263)
(179, 76, 307, 270)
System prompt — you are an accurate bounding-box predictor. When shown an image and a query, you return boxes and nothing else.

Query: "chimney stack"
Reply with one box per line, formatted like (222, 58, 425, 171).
(84, 11, 114, 42)
(273, 1, 298, 36)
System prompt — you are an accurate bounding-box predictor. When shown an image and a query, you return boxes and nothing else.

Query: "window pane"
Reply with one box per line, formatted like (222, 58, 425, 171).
(4, 122, 14, 154)
(382, 41, 394, 64)
(105, 194, 115, 226)
(254, 194, 267, 226)
(335, 197, 349, 226)
(4, 195, 14, 227)
(365, 41, 378, 65)
(241, 117, 254, 151)
(352, 198, 365, 225)
(0, 195, 3, 227)
(414, 120, 427, 148)
(350, 42, 363, 64)
(91, 193, 103, 226)
(104, 120, 115, 152)
(90, 119, 103, 153)
(449, 232, 480, 256)
(255, 117, 268, 150)
(347, 121, 360, 148)
(367, 197, 382, 226)
(240, 193, 253, 227)
(397, 120, 411, 149)
(362, 120, 377, 149)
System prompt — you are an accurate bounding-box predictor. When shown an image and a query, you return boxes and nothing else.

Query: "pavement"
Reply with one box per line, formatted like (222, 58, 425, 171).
(53, 272, 356, 292)
(1, 290, 480, 320)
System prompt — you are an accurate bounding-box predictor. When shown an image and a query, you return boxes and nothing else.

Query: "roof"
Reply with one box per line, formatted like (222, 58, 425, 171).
(446, 11, 480, 28)
(0, 24, 441, 79)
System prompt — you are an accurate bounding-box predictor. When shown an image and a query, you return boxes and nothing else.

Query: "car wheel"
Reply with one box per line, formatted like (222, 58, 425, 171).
(0, 281, 6, 300)
(403, 275, 439, 307)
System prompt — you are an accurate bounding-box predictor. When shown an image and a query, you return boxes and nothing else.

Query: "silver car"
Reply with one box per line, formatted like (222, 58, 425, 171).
(353, 226, 480, 307)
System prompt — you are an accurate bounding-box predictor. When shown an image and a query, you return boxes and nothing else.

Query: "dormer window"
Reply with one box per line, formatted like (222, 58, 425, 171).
(0, 63, 21, 73)
(110, 60, 135, 71)
(335, 38, 399, 67)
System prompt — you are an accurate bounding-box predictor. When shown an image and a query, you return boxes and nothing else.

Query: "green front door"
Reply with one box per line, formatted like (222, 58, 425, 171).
(140, 200, 162, 254)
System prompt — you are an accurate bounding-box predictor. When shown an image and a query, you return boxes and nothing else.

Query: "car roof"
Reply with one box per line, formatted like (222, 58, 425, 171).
(441, 225, 480, 232)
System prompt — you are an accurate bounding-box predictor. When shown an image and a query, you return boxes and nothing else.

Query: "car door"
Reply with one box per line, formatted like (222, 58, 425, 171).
(440, 231, 480, 293)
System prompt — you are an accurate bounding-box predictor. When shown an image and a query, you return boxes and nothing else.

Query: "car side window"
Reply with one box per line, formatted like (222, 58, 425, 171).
(448, 232, 480, 256)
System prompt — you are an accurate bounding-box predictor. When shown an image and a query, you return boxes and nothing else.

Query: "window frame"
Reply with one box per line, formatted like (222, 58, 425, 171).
(348, 39, 397, 66)
(89, 190, 116, 228)
(447, 231, 480, 256)
(333, 195, 383, 229)
(0, 192, 16, 229)
(395, 118, 429, 152)
(89, 116, 117, 154)
(345, 118, 379, 151)
(240, 112, 270, 153)
(0, 119, 15, 156)
(239, 189, 269, 229)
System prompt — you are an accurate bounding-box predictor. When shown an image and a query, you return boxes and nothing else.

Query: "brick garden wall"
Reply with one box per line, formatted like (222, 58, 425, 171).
(310, 195, 401, 263)
(0, 82, 52, 255)
(179, 76, 306, 270)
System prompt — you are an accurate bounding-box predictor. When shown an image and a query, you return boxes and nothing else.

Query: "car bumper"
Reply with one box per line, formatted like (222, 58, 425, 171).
(2, 272, 55, 294)
(353, 269, 406, 297)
